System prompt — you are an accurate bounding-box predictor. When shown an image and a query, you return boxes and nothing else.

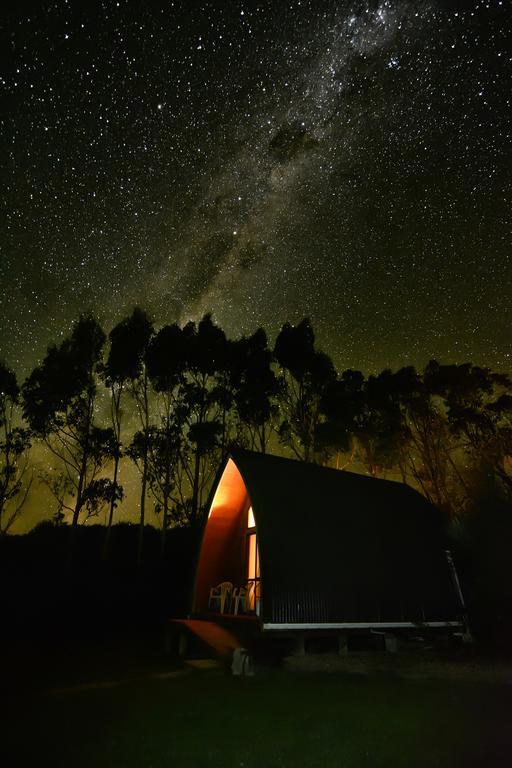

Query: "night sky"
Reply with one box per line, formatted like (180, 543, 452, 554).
(2, 0, 512, 377)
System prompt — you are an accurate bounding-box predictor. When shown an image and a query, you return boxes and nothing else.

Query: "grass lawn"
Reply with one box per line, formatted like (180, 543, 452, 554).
(2, 657, 511, 767)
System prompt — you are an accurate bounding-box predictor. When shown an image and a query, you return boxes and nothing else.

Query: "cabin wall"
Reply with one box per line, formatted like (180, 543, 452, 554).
(194, 459, 249, 613)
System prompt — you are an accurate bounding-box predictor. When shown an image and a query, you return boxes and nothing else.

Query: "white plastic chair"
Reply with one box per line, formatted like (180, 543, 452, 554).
(208, 581, 233, 613)
(232, 581, 257, 615)
(231, 585, 248, 616)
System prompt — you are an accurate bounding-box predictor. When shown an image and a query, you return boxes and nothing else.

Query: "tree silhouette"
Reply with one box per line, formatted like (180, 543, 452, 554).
(213, 336, 245, 456)
(22, 315, 110, 554)
(0, 361, 32, 534)
(396, 362, 471, 517)
(435, 362, 512, 500)
(6, 304, 510, 541)
(144, 322, 186, 550)
(108, 308, 154, 570)
(274, 319, 336, 462)
(355, 369, 410, 478)
(317, 369, 363, 468)
(130, 424, 182, 554)
(234, 328, 280, 453)
(81, 476, 124, 523)
(100, 310, 153, 558)
(180, 315, 227, 525)
(145, 314, 237, 527)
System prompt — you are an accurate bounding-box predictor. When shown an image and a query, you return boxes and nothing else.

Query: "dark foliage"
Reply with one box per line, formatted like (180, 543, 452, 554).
(0, 522, 200, 652)
(453, 472, 512, 650)
(0, 360, 32, 533)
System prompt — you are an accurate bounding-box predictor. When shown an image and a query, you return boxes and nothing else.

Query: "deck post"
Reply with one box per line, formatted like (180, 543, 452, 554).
(337, 632, 348, 655)
(178, 631, 188, 658)
(384, 633, 398, 653)
(291, 635, 306, 656)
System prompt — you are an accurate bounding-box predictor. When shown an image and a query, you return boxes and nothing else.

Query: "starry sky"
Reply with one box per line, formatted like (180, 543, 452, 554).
(2, 0, 512, 378)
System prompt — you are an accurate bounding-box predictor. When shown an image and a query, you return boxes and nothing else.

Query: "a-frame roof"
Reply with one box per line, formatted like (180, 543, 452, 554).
(221, 450, 459, 624)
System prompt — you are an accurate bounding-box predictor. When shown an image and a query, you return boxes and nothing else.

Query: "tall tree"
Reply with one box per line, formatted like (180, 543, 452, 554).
(145, 315, 232, 528)
(0, 361, 32, 534)
(100, 311, 153, 558)
(274, 319, 336, 462)
(398, 362, 469, 517)
(130, 424, 182, 554)
(22, 315, 110, 553)
(440, 363, 512, 498)
(108, 308, 154, 570)
(181, 315, 227, 526)
(355, 369, 410, 478)
(235, 328, 280, 453)
(145, 322, 185, 549)
(317, 369, 363, 469)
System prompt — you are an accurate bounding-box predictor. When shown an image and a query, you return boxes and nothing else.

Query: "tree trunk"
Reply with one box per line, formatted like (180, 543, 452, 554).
(136, 370, 149, 575)
(259, 424, 266, 454)
(104, 386, 123, 560)
(102, 450, 120, 560)
(68, 389, 94, 564)
(221, 403, 227, 456)
(191, 448, 201, 526)
(68, 447, 88, 565)
(161, 493, 169, 558)
(137, 447, 148, 574)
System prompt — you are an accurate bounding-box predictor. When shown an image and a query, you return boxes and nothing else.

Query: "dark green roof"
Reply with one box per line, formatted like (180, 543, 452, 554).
(227, 450, 460, 623)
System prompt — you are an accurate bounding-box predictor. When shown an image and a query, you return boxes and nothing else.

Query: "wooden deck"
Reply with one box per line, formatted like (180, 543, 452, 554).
(169, 615, 260, 659)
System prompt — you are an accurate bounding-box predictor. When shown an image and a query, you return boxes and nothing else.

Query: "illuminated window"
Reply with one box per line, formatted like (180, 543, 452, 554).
(246, 504, 260, 612)
(247, 532, 260, 581)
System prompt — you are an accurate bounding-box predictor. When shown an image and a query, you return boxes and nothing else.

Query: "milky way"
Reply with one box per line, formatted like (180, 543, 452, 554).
(2, 0, 512, 376)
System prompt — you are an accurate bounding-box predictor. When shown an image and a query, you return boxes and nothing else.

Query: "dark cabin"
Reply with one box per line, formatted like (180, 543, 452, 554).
(193, 450, 464, 639)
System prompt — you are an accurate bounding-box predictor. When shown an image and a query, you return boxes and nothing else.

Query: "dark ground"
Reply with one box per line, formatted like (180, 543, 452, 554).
(1, 522, 512, 767)
(1, 635, 512, 768)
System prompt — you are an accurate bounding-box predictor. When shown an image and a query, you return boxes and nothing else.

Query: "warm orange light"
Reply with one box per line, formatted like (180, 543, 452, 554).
(208, 459, 247, 520)
(247, 531, 260, 611)
(195, 458, 251, 613)
(247, 505, 255, 528)
(248, 533, 257, 580)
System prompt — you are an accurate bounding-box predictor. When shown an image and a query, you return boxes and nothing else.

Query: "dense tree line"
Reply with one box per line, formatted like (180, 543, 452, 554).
(1, 312, 511, 560)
